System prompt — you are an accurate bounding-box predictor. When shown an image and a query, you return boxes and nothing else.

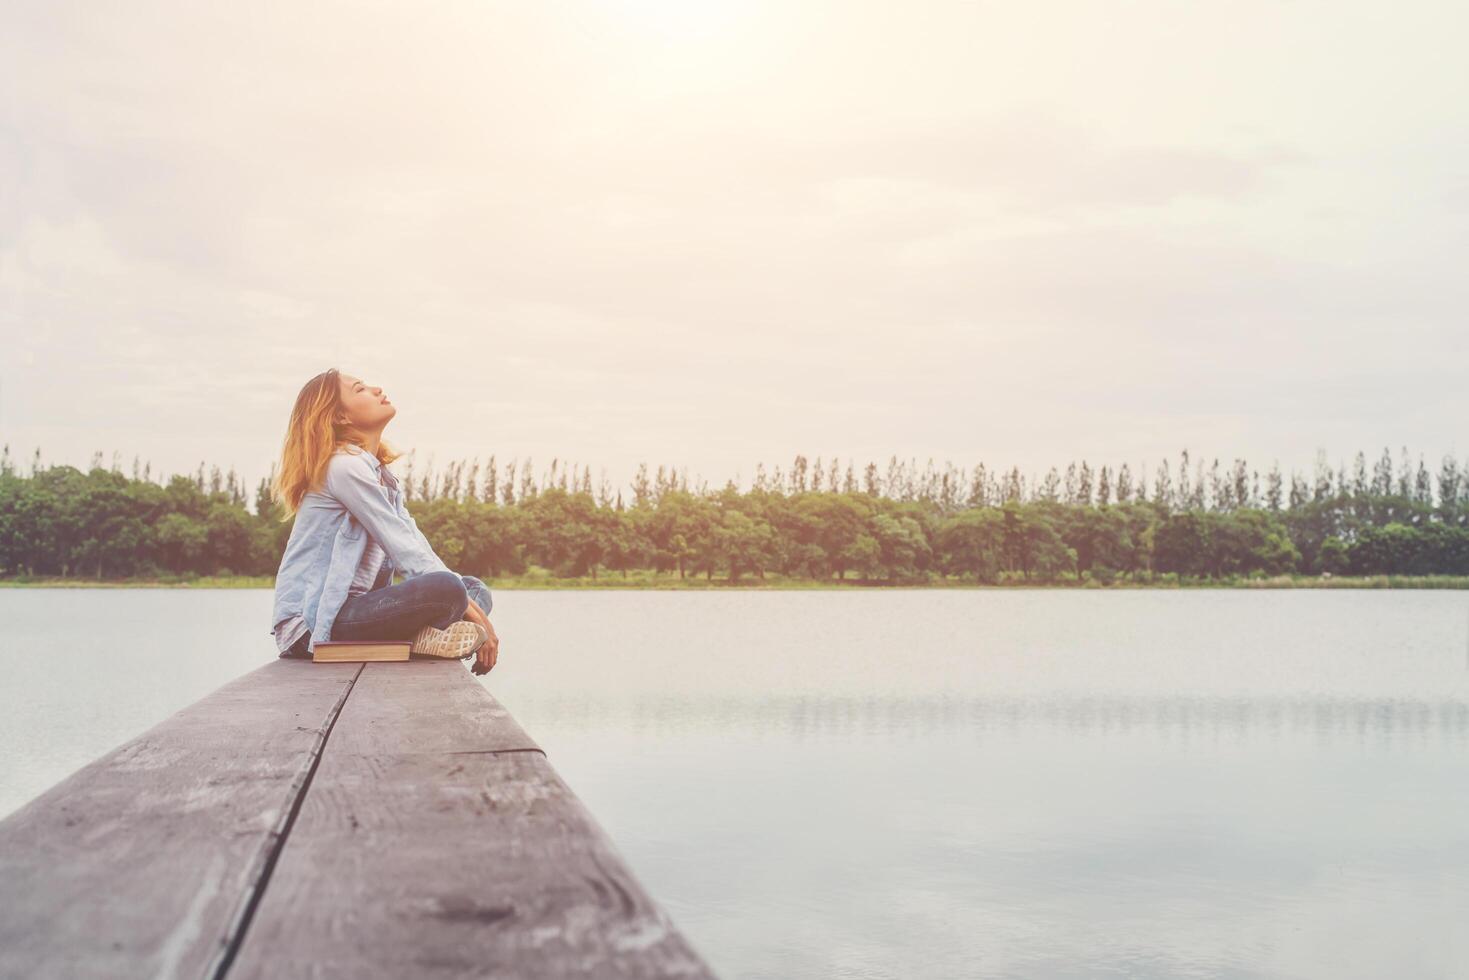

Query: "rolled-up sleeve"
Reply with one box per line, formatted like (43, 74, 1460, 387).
(324, 454, 451, 579)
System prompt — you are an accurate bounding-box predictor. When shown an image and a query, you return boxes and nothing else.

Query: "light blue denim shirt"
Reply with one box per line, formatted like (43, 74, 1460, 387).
(269, 446, 451, 654)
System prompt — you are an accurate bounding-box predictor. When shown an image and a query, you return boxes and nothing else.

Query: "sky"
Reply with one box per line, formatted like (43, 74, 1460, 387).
(3, 0, 1466, 501)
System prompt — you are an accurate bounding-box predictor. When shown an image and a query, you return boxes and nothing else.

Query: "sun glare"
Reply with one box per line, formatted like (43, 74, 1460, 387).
(607, 0, 748, 41)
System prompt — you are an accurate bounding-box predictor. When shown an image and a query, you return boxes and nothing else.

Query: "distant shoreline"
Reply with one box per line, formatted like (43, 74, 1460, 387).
(2, 574, 1466, 590)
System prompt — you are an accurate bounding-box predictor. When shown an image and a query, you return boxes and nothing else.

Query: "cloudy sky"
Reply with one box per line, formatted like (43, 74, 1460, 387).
(4, 0, 1466, 500)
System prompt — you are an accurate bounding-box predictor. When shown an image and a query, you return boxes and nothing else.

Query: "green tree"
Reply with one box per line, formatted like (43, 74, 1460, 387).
(936, 508, 1004, 582)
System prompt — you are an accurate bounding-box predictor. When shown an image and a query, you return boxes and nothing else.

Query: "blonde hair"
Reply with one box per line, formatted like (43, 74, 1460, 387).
(270, 368, 403, 520)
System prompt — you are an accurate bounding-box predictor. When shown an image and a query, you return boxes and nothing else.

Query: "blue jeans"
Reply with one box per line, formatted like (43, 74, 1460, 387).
(288, 570, 493, 656)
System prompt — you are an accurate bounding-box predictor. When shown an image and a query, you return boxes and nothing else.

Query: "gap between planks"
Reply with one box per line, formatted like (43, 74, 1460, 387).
(202, 661, 366, 980)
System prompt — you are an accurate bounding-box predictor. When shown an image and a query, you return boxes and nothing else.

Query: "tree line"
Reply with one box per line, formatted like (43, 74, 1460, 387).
(1, 444, 1466, 583)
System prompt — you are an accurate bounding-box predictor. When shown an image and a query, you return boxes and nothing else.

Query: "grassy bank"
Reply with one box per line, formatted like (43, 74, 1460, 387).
(3, 571, 1467, 590)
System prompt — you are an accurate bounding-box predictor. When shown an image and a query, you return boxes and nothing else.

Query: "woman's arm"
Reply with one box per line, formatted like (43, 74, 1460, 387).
(324, 454, 452, 579)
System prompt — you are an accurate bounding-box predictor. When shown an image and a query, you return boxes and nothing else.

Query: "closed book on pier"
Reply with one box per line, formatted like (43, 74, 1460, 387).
(312, 640, 411, 662)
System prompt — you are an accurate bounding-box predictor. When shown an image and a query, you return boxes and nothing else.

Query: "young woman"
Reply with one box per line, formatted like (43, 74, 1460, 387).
(268, 369, 500, 675)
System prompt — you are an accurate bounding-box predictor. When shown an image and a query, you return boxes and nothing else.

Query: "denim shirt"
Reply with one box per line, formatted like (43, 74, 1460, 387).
(269, 446, 451, 654)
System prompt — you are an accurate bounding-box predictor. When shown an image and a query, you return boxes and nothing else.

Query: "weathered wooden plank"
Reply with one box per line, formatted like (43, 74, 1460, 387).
(229, 661, 718, 979)
(305, 657, 546, 757)
(0, 659, 363, 980)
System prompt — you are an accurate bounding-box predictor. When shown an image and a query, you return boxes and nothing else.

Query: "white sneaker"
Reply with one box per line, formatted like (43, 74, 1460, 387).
(410, 621, 488, 660)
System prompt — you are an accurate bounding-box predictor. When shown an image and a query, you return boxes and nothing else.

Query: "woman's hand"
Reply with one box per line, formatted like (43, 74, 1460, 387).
(461, 599, 499, 674)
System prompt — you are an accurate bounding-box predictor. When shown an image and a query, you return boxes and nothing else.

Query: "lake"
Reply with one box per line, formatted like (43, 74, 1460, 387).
(3, 588, 1467, 978)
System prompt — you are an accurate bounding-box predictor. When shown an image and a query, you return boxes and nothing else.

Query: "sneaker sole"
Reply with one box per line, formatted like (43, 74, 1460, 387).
(410, 622, 488, 660)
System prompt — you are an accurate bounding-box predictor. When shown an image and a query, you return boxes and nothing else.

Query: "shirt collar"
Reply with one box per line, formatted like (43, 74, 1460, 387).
(337, 445, 381, 470)
(336, 446, 395, 490)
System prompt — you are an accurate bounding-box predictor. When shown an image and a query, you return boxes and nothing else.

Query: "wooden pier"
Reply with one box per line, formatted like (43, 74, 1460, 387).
(0, 659, 718, 979)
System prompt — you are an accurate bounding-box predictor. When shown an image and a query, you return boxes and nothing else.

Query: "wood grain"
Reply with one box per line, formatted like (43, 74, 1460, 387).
(228, 661, 717, 979)
(0, 660, 363, 979)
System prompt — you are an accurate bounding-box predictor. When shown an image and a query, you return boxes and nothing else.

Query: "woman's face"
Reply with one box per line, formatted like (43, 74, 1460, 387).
(336, 374, 395, 430)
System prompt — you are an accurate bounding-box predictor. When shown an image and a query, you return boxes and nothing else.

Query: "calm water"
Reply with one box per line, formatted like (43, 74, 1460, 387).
(3, 589, 1468, 978)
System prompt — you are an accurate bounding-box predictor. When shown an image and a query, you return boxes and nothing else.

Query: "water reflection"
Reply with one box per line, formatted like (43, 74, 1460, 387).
(3, 588, 1468, 979)
(511, 691, 1469, 743)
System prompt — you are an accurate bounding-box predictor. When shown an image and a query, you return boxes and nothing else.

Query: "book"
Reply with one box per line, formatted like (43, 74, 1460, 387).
(312, 640, 412, 663)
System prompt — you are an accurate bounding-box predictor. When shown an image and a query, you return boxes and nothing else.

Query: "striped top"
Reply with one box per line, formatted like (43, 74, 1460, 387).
(348, 536, 386, 598)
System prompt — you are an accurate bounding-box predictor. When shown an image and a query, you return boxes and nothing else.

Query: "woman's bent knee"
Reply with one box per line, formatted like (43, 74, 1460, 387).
(462, 575, 493, 613)
(420, 569, 467, 594)
(419, 571, 469, 621)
